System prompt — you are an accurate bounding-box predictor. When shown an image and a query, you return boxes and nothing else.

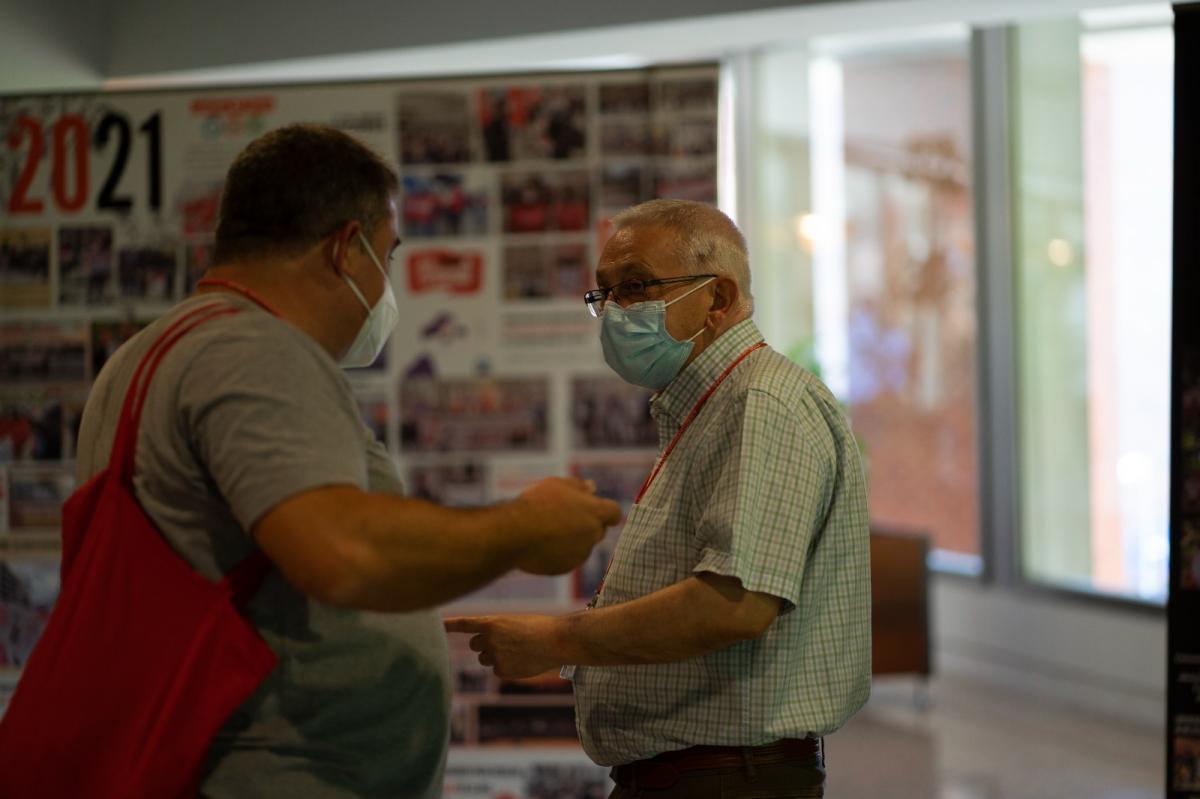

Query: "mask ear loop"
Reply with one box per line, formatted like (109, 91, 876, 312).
(663, 276, 717, 308)
(667, 276, 717, 342)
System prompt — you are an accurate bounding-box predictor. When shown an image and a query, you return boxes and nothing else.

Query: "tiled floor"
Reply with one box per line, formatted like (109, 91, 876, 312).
(825, 675, 1163, 799)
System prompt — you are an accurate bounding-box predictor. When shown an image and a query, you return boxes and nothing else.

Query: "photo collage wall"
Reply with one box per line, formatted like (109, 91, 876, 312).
(0, 65, 720, 772)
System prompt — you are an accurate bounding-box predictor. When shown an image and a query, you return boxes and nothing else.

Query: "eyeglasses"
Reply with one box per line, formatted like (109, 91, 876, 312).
(584, 274, 717, 318)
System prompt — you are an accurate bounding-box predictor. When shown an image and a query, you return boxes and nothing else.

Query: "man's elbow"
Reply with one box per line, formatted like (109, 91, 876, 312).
(728, 606, 777, 641)
(698, 575, 781, 641)
(724, 588, 783, 642)
(253, 487, 378, 609)
(276, 534, 374, 608)
(302, 537, 372, 607)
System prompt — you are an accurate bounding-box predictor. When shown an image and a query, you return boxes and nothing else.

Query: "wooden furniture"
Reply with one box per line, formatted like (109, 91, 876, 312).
(870, 528, 932, 677)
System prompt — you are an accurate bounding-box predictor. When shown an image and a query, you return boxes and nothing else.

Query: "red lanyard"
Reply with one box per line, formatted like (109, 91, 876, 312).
(586, 339, 767, 608)
(196, 277, 284, 318)
(634, 340, 767, 504)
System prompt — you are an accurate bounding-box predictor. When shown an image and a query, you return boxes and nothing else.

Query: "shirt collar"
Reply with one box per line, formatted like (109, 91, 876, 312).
(649, 318, 765, 433)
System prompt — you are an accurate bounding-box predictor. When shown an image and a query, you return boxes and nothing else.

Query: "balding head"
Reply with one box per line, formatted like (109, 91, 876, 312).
(610, 200, 753, 316)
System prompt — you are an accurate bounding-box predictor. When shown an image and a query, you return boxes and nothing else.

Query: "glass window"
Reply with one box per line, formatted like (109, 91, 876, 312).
(1013, 6, 1173, 603)
(750, 29, 982, 568)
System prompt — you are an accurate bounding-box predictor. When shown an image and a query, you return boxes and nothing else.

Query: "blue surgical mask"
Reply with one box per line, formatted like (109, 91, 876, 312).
(599, 278, 715, 390)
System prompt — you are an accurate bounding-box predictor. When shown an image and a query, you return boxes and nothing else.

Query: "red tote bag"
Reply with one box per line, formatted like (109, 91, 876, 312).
(0, 302, 278, 799)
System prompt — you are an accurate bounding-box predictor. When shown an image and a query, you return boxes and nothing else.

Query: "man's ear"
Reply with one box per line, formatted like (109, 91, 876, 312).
(327, 221, 361, 275)
(709, 276, 739, 321)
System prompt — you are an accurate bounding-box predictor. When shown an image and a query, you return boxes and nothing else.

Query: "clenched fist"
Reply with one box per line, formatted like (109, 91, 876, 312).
(509, 477, 620, 575)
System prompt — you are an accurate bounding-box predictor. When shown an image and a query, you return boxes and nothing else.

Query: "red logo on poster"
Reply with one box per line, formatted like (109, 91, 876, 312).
(190, 96, 276, 139)
(406, 250, 483, 294)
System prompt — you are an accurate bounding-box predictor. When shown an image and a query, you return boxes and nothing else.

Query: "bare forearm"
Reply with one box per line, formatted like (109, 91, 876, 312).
(257, 479, 617, 614)
(314, 490, 532, 612)
(554, 575, 777, 666)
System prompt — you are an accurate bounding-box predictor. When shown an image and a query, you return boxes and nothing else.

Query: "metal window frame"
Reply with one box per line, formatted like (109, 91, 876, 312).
(968, 25, 1165, 614)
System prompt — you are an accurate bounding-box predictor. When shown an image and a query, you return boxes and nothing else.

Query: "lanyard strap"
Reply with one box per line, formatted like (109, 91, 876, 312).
(196, 277, 284, 318)
(585, 339, 768, 609)
(634, 340, 767, 504)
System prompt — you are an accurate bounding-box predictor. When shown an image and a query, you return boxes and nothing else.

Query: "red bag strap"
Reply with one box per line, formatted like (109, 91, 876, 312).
(106, 302, 272, 607)
(110, 303, 238, 484)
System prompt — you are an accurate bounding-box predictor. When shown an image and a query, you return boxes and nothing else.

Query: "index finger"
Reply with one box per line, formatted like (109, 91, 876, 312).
(443, 616, 489, 634)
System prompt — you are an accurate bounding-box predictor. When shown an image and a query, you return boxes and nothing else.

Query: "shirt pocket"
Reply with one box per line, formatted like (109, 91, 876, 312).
(599, 501, 691, 604)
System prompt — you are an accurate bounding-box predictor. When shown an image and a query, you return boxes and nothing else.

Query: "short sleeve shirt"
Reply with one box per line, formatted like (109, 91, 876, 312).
(75, 293, 450, 798)
(570, 319, 872, 767)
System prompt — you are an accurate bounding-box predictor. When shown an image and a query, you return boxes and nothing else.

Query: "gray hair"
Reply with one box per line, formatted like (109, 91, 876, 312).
(610, 199, 753, 314)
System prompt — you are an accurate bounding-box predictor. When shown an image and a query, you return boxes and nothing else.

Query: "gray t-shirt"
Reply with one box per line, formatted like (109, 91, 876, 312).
(75, 293, 450, 798)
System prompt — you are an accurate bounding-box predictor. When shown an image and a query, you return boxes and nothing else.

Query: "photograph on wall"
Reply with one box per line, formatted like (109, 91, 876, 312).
(7, 465, 75, 533)
(479, 86, 587, 162)
(1175, 736, 1200, 792)
(183, 241, 215, 295)
(523, 764, 610, 799)
(399, 376, 549, 453)
(501, 171, 591, 233)
(655, 77, 719, 112)
(1182, 521, 1200, 592)
(570, 456, 656, 600)
(599, 82, 651, 114)
(453, 570, 567, 606)
(1179, 367, 1200, 514)
(355, 392, 390, 445)
(571, 376, 656, 449)
(600, 120, 652, 157)
(488, 461, 561, 502)
(404, 248, 484, 295)
(0, 387, 86, 463)
(653, 117, 718, 158)
(0, 227, 51, 308)
(117, 243, 178, 302)
(414, 308, 472, 346)
(177, 180, 224, 238)
(500, 310, 599, 356)
(57, 226, 114, 305)
(0, 321, 89, 384)
(91, 318, 150, 378)
(477, 704, 580, 745)
(407, 461, 488, 506)
(402, 174, 488, 238)
(502, 242, 589, 301)
(0, 554, 60, 668)
(398, 91, 474, 164)
(653, 164, 718, 204)
(449, 700, 473, 745)
(443, 751, 611, 799)
(599, 165, 650, 210)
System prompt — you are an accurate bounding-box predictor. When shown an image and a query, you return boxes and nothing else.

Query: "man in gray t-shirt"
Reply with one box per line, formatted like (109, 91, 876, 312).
(74, 125, 620, 798)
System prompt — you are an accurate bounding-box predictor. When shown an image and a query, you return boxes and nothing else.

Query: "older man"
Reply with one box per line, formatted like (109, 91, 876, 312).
(446, 200, 871, 798)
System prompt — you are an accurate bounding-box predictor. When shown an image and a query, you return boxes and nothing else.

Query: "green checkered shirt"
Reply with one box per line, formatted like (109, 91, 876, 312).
(571, 319, 872, 766)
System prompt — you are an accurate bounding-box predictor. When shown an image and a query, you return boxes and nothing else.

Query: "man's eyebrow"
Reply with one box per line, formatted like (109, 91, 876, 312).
(599, 262, 653, 287)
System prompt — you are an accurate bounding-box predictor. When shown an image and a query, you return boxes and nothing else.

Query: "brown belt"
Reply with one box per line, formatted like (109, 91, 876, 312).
(612, 737, 822, 790)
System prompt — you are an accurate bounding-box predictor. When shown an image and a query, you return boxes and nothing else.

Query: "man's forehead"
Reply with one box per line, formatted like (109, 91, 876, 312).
(597, 226, 668, 281)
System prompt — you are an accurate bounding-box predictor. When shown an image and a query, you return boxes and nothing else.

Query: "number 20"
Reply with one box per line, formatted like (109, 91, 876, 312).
(6, 111, 163, 214)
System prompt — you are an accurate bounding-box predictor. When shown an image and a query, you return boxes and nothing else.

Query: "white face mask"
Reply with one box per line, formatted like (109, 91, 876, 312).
(340, 230, 399, 368)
